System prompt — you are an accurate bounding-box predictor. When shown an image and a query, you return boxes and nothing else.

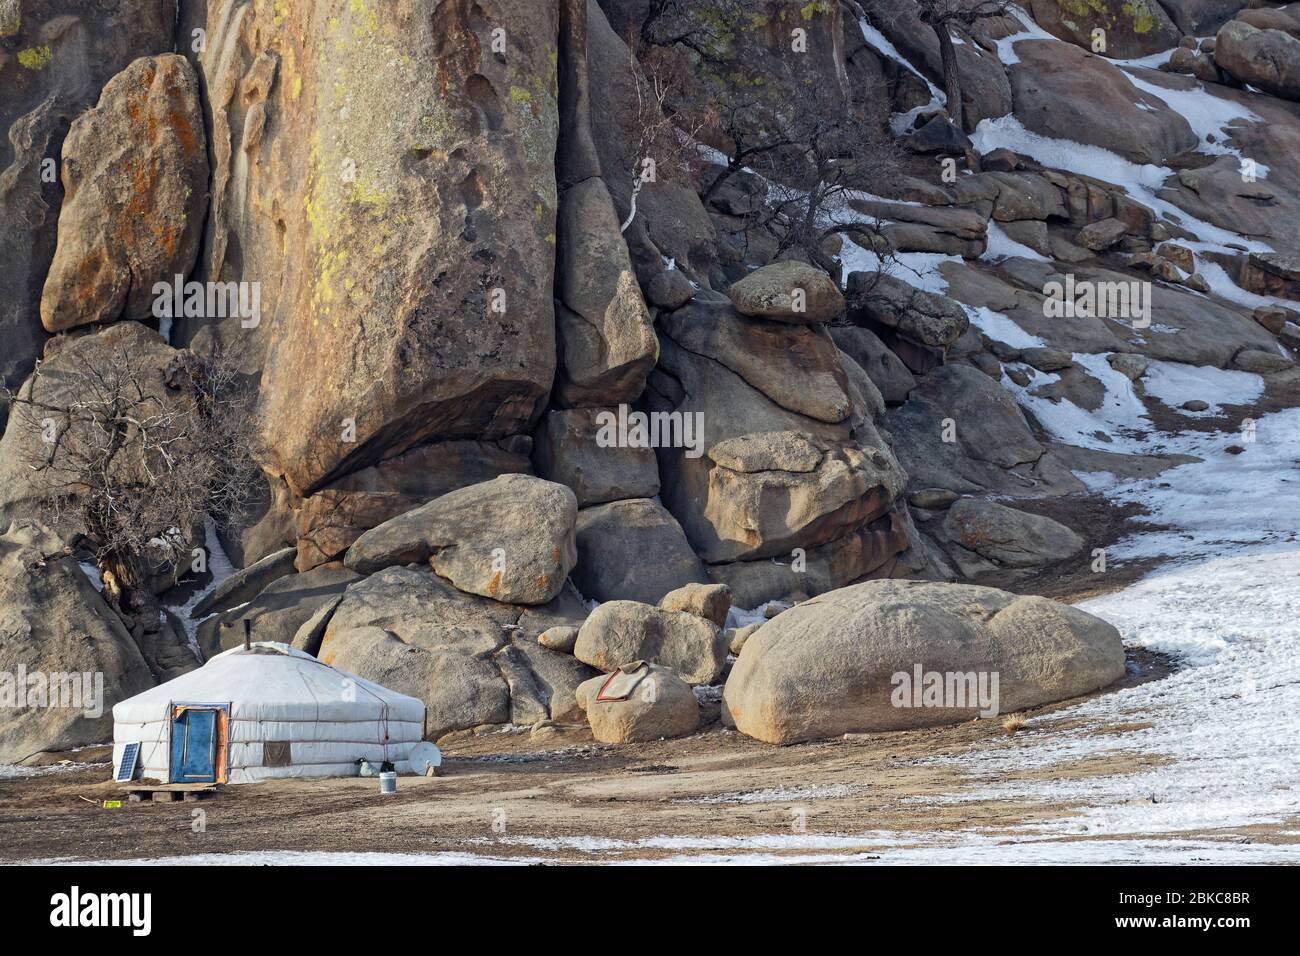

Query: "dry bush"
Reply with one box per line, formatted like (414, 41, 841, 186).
(3, 339, 263, 605)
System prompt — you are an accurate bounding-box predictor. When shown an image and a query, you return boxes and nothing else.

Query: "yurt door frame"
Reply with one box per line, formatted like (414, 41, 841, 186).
(168, 702, 231, 784)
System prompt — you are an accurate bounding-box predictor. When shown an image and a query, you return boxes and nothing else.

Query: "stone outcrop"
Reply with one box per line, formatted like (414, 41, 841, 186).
(318, 565, 595, 737)
(571, 498, 708, 605)
(344, 475, 577, 605)
(847, 274, 970, 375)
(829, 325, 917, 405)
(291, 439, 533, 572)
(1157, 0, 1247, 36)
(0, 521, 154, 763)
(886, 364, 1083, 498)
(183, 0, 563, 497)
(940, 498, 1086, 576)
(1028, 0, 1180, 59)
(1010, 40, 1197, 165)
(1214, 19, 1300, 101)
(645, 294, 911, 602)
(728, 260, 845, 324)
(532, 406, 659, 506)
(659, 582, 732, 628)
(554, 177, 658, 406)
(0, 0, 175, 426)
(40, 54, 208, 332)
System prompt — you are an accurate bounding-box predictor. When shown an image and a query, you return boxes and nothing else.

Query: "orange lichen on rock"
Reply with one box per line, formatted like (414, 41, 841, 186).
(39, 54, 209, 332)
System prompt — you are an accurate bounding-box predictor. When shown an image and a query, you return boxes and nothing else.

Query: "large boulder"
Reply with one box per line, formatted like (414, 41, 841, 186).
(1242, 251, 1300, 301)
(828, 325, 917, 405)
(554, 176, 658, 406)
(318, 566, 595, 736)
(532, 406, 660, 506)
(344, 475, 577, 605)
(885, 364, 1084, 498)
(0, 521, 155, 762)
(574, 600, 728, 685)
(966, 258, 1280, 366)
(659, 583, 732, 628)
(851, 199, 988, 258)
(1158, 153, 1300, 255)
(941, 170, 1071, 227)
(658, 300, 853, 425)
(0, 0, 175, 425)
(571, 498, 708, 605)
(723, 579, 1126, 744)
(1009, 40, 1197, 165)
(292, 438, 533, 571)
(847, 273, 970, 374)
(324, 565, 522, 652)
(706, 506, 911, 608)
(647, 297, 909, 590)
(728, 260, 844, 324)
(1028, 0, 1181, 58)
(182, 0, 561, 497)
(941, 498, 1086, 575)
(576, 663, 700, 743)
(40, 54, 208, 332)
(1214, 19, 1300, 101)
(322, 624, 511, 739)
(681, 430, 906, 564)
(1234, 5, 1300, 34)
(1156, 0, 1247, 35)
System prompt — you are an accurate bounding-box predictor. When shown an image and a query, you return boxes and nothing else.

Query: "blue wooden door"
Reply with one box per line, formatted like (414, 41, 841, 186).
(170, 709, 218, 783)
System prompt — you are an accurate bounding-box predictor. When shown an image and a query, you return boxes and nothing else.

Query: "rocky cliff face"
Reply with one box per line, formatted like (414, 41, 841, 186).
(3, 0, 1299, 758)
(0, 0, 175, 427)
(185, 0, 561, 498)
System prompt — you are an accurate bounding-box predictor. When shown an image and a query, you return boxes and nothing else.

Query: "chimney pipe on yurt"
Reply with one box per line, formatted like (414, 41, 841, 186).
(243, 618, 251, 652)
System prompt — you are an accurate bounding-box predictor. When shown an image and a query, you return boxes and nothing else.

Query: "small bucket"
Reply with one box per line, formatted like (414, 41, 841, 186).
(378, 771, 397, 795)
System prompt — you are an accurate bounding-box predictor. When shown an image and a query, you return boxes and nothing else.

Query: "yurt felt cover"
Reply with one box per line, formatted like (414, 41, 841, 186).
(112, 642, 425, 783)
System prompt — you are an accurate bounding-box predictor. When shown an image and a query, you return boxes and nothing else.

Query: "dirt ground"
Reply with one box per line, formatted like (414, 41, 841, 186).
(6, 380, 1299, 864)
(6, 645, 1294, 864)
(0, 705, 1145, 863)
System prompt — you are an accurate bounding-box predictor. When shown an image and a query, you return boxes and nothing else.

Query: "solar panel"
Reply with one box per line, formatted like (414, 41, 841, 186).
(114, 741, 140, 783)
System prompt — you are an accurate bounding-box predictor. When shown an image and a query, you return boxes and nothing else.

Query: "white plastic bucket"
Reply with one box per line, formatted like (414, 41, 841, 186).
(379, 771, 397, 794)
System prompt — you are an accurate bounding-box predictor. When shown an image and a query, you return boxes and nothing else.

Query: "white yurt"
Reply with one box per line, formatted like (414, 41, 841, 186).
(112, 642, 426, 784)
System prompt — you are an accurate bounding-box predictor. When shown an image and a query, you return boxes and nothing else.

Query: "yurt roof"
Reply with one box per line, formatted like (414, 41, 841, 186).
(112, 642, 425, 725)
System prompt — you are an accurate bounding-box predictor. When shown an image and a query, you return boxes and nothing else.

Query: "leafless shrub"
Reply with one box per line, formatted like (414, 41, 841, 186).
(617, 29, 708, 233)
(3, 338, 263, 606)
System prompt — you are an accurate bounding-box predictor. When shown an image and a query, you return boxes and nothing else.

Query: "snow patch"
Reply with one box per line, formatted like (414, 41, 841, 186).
(965, 305, 1046, 349)
(838, 237, 958, 294)
(1122, 71, 1265, 167)
(1143, 360, 1263, 414)
(982, 221, 1049, 262)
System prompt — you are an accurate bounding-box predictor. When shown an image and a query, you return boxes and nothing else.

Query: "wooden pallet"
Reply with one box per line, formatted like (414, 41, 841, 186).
(123, 783, 220, 803)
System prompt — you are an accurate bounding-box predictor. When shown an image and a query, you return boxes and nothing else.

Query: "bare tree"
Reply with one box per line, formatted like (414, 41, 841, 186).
(907, 0, 1012, 130)
(3, 339, 262, 611)
(617, 30, 706, 233)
